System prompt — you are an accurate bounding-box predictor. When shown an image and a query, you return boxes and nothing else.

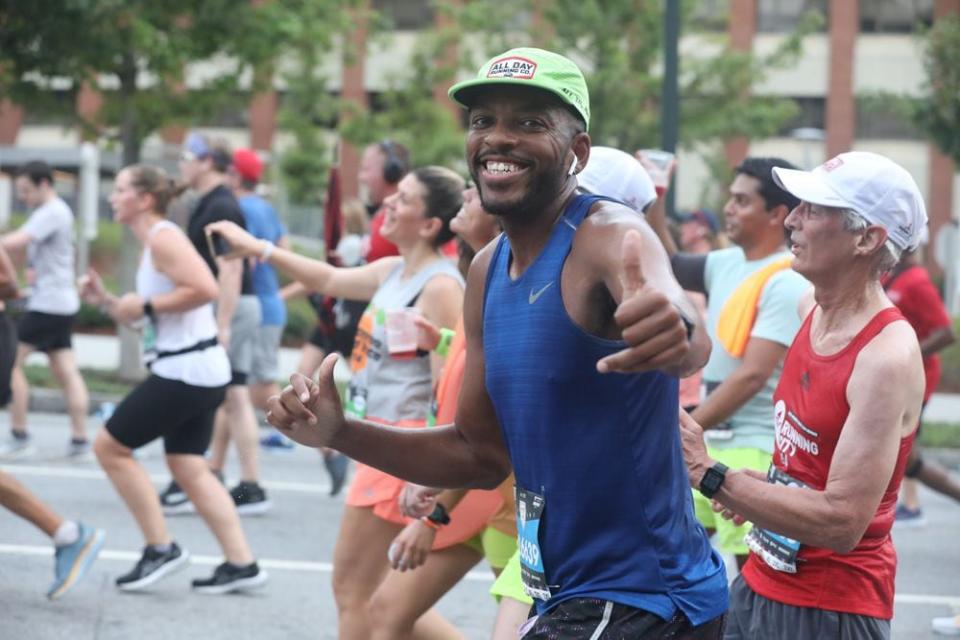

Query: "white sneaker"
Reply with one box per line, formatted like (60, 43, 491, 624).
(933, 615, 960, 636)
(0, 433, 36, 460)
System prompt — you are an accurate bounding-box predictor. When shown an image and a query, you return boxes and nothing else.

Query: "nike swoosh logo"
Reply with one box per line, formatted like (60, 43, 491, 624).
(528, 282, 554, 304)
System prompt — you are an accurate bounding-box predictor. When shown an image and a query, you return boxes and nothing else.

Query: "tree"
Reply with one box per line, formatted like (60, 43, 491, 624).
(913, 16, 960, 164)
(0, 1, 275, 379)
(343, 0, 820, 202)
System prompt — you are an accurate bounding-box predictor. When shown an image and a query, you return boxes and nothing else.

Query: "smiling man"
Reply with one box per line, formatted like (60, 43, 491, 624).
(267, 47, 727, 638)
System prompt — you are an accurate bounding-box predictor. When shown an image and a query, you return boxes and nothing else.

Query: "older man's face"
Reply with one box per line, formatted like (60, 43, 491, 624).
(465, 86, 583, 220)
(785, 202, 859, 278)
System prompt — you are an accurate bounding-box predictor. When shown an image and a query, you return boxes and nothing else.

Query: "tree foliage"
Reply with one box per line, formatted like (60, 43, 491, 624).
(0, 0, 275, 163)
(913, 16, 960, 165)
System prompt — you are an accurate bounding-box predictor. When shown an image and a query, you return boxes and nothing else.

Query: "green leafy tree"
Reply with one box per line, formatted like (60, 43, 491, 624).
(267, 0, 361, 205)
(913, 16, 960, 164)
(0, 0, 275, 164)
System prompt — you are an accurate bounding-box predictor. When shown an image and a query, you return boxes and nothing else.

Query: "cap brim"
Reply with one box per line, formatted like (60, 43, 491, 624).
(771, 167, 851, 209)
(448, 79, 587, 128)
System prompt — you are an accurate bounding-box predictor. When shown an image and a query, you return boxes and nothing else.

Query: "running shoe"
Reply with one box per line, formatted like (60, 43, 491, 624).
(260, 430, 295, 452)
(191, 561, 268, 594)
(933, 615, 960, 636)
(47, 523, 105, 600)
(0, 431, 36, 460)
(66, 439, 91, 460)
(160, 480, 194, 515)
(115, 543, 190, 591)
(893, 503, 926, 529)
(323, 452, 349, 497)
(230, 481, 272, 515)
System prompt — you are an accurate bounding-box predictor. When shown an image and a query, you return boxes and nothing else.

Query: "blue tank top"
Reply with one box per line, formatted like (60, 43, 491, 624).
(483, 194, 728, 624)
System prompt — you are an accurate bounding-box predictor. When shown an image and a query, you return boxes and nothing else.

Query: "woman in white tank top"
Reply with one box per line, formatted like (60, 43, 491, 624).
(78, 164, 266, 594)
(208, 166, 466, 638)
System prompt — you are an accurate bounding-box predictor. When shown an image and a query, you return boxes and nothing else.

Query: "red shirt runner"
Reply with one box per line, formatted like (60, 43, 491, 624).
(742, 307, 915, 620)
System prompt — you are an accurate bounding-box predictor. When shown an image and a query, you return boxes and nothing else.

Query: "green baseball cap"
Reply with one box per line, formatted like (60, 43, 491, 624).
(448, 47, 591, 130)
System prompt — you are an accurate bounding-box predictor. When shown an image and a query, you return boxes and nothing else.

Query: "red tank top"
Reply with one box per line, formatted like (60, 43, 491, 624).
(742, 306, 914, 620)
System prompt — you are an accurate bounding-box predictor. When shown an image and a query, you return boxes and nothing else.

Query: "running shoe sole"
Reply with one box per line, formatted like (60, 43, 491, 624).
(192, 571, 269, 595)
(116, 550, 191, 592)
(0, 444, 37, 461)
(48, 528, 106, 601)
(235, 499, 273, 516)
(161, 501, 196, 516)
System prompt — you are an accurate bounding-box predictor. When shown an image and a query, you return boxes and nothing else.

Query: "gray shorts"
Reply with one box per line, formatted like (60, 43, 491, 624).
(726, 574, 890, 640)
(227, 295, 261, 385)
(249, 324, 283, 384)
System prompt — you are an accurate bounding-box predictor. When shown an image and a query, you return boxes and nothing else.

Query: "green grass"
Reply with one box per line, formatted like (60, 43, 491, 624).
(24, 364, 135, 397)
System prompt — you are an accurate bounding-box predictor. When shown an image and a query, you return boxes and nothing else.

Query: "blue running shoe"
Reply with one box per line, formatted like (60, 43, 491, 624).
(893, 503, 926, 529)
(48, 523, 106, 600)
(260, 430, 294, 452)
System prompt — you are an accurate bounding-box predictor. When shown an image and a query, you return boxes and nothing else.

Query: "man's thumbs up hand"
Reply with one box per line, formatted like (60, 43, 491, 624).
(597, 229, 691, 375)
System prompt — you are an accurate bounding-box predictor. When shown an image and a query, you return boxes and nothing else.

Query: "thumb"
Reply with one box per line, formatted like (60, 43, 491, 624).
(620, 229, 646, 299)
(317, 352, 340, 391)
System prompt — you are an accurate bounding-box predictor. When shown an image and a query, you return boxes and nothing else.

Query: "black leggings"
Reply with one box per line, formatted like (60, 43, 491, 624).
(106, 375, 226, 455)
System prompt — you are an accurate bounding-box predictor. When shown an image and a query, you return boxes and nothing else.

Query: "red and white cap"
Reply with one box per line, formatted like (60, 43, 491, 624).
(772, 151, 927, 251)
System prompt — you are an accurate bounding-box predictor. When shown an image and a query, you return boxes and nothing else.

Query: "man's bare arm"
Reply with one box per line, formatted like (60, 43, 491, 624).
(691, 338, 786, 429)
(683, 322, 923, 553)
(268, 244, 512, 489)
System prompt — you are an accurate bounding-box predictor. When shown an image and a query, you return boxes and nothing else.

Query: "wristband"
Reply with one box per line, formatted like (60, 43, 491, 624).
(143, 299, 156, 320)
(260, 240, 275, 262)
(420, 517, 442, 531)
(434, 328, 455, 357)
(426, 502, 451, 526)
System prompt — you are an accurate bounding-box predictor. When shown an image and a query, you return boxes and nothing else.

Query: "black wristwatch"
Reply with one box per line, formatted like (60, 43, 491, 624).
(427, 503, 451, 526)
(142, 299, 156, 320)
(698, 462, 729, 499)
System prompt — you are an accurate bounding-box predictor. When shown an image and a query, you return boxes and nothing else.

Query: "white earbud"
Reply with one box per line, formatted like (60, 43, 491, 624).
(568, 156, 578, 176)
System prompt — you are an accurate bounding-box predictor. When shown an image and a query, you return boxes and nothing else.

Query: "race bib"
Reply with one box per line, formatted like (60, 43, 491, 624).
(745, 466, 807, 573)
(141, 319, 158, 366)
(516, 486, 552, 601)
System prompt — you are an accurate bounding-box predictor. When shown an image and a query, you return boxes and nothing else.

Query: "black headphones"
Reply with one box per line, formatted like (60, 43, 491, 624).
(380, 139, 405, 184)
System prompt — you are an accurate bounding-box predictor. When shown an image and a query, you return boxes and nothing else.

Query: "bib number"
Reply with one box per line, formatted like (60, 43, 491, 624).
(745, 466, 806, 574)
(516, 486, 551, 601)
(141, 319, 158, 366)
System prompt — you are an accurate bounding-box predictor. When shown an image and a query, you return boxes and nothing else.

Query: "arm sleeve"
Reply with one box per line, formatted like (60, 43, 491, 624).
(670, 253, 708, 294)
(21, 206, 65, 242)
(751, 271, 810, 347)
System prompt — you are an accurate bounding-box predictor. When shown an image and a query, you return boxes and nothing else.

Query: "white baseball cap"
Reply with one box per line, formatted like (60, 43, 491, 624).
(771, 151, 928, 251)
(577, 146, 657, 214)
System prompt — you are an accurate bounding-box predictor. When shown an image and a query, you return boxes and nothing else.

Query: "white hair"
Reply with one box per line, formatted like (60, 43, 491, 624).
(838, 208, 901, 275)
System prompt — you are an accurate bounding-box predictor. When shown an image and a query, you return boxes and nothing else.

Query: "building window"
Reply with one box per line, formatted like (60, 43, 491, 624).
(860, 0, 933, 33)
(372, 0, 434, 30)
(856, 98, 920, 139)
(778, 97, 826, 135)
(758, 0, 827, 32)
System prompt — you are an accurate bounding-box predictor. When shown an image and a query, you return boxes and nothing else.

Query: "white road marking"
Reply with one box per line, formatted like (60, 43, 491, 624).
(0, 543, 495, 581)
(0, 464, 330, 495)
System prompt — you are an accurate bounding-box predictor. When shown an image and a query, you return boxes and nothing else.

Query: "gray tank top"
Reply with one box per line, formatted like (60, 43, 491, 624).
(345, 258, 464, 424)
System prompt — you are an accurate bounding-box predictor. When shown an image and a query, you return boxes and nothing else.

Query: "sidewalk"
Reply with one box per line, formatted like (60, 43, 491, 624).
(25, 333, 960, 424)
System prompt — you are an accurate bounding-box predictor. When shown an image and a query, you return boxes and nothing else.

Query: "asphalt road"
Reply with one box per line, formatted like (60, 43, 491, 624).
(1, 413, 959, 639)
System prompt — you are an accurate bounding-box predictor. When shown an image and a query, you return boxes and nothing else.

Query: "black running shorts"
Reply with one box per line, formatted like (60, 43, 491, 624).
(17, 311, 75, 353)
(522, 598, 726, 639)
(106, 375, 227, 455)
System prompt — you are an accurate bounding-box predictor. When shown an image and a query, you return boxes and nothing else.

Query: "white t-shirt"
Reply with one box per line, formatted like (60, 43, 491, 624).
(22, 197, 80, 315)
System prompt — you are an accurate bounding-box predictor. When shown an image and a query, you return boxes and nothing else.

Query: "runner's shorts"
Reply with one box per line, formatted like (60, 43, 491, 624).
(249, 324, 282, 384)
(0, 312, 17, 406)
(17, 311, 75, 353)
(106, 375, 227, 455)
(226, 295, 261, 385)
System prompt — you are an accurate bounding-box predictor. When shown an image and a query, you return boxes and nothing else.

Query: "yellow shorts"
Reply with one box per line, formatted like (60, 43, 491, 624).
(463, 527, 516, 571)
(692, 446, 771, 556)
(489, 549, 533, 605)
